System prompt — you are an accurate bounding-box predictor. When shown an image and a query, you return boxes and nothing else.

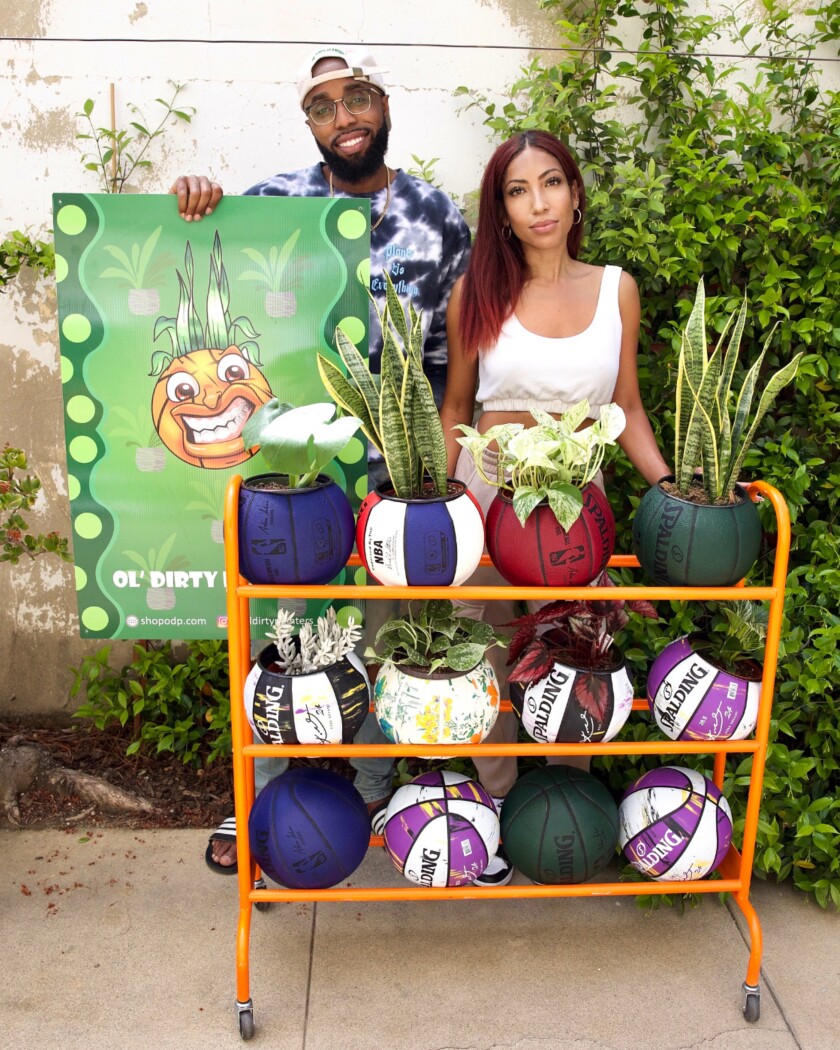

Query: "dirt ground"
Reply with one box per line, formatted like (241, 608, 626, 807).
(0, 718, 236, 830)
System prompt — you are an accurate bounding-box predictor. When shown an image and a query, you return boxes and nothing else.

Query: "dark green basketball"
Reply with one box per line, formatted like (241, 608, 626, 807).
(632, 480, 761, 586)
(500, 766, 619, 884)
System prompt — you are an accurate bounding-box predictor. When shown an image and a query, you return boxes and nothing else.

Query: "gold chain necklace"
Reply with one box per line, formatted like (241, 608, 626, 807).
(328, 166, 392, 231)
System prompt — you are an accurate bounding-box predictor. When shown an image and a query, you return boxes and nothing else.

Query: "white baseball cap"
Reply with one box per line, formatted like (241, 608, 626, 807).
(296, 46, 388, 108)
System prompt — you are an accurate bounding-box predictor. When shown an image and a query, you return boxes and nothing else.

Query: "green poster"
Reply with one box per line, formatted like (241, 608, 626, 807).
(52, 194, 370, 640)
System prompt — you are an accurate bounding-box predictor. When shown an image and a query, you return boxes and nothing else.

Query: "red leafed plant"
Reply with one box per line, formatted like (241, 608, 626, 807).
(505, 575, 658, 722)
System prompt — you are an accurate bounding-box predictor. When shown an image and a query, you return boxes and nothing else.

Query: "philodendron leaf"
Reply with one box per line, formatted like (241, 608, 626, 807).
(242, 399, 360, 479)
(512, 486, 545, 526)
(445, 642, 485, 672)
(546, 484, 584, 531)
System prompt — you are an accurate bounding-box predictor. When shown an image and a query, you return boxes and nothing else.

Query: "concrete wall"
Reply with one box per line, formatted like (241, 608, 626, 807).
(1, 0, 835, 716)
(0, 0, 559, 716)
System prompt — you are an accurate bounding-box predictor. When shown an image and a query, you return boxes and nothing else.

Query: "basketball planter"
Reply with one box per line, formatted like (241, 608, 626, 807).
(238, 399, 363, 586)
(244, 642, 369, 745)
(632, 279, 802, 587)
(383, 771, 500, 887)
(501, 766, 619, 884)
(511, 653, 633, 744)
(367, 600, 506, 755)
(486, 481, 615, 587)
(647, 635, 761, 741)
(374, 659, 499, 753)
(356, 480, 484, 587)
(506, 594, 658, 744)
(632, 478, 761, 587)
(619, 765, 733, 881)
(239, 473, 355, 585)
(248, 767, 370, 889)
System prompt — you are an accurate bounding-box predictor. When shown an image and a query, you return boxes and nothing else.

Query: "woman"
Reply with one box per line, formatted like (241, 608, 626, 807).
(440, 130, 670, 885)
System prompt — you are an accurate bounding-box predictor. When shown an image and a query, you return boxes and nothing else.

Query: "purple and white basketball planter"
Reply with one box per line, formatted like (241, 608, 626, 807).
(619, 765, 733, 881)
(648, 636, 761, 741)
(244, 644, 369, 745)
(383, 770, 500, 887)
(356, 480, 484, 587)
(510, 657, 634, 744)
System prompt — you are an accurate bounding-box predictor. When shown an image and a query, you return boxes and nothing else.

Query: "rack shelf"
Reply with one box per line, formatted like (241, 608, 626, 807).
(223, 476, 789, 1039)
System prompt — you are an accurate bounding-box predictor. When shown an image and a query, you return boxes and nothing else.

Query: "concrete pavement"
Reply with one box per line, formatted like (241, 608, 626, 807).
(2, 828, 837, 1049)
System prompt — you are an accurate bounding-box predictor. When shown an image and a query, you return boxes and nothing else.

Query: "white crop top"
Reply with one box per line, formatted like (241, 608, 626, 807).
(475, 265, 623, 416)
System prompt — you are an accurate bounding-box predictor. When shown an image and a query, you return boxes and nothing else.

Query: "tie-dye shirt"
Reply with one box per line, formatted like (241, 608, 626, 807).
(243, 165, 471, 402)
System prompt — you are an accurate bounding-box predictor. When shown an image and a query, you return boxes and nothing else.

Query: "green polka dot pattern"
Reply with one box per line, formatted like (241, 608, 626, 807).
(52, 193, 119, 638)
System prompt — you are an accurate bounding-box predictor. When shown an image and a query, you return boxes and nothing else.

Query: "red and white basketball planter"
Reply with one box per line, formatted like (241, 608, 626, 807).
(356, 480, 484, 586)
(485, 481, 615, 587)
(647, 635, 761, 741)
(510, 654, 634, 744)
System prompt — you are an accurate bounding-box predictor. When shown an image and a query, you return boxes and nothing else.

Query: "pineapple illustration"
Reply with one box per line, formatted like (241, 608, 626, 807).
(151, 232, 273, 469)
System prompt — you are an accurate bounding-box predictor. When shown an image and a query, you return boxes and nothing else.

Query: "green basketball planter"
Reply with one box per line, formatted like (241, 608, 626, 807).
(632, 477, 761, 587)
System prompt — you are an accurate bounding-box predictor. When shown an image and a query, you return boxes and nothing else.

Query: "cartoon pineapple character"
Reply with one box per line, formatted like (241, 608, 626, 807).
(151, 232, 273, 469)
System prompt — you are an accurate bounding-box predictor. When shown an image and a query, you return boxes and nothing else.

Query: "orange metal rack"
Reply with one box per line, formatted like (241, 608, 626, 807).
(223, 476, 790, 1039)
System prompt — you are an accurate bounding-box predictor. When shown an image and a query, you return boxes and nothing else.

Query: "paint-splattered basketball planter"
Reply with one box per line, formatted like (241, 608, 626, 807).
(223, 475, 791, 1038)
(373, 658, 500, 754)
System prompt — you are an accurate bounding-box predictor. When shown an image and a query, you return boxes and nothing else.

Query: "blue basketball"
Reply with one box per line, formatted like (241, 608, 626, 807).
(248, 767, 370, 888)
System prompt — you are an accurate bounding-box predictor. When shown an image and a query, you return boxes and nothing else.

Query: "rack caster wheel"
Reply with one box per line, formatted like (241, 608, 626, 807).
(236, 999, 255, 1040)
(742, 983, 760, 1023)
(254, 877, 272, 912)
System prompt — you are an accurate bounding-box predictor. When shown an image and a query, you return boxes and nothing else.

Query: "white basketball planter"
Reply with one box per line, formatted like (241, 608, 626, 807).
(244, 643, 369, 745)
(510, 653, 634, 744)
(647, 635, 761, 741)
(374, 658, 499, 753)
(356, 480, 485, 587)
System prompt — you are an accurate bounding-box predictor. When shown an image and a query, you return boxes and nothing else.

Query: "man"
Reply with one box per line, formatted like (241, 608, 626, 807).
(174, 48, 513, 887)
(172, 45, 469, 418)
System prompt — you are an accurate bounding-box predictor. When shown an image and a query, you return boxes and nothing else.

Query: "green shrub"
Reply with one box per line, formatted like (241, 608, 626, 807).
(71, 639, 231, 767)
(460, 0, 839, 906)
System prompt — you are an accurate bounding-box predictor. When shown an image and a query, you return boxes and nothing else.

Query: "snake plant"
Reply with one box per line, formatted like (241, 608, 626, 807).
(674, 279, 802, 501)
(317, 272, 448, 499)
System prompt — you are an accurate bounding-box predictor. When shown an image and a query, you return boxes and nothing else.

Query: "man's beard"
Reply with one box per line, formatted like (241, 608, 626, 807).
(316, 121, 389, 185)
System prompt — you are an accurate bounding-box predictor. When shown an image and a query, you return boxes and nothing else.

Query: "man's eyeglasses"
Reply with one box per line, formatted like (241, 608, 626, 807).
(304, 88, 381, 126)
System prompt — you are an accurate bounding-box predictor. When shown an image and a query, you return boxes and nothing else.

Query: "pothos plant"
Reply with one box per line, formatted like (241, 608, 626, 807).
(505, 582, 658, 719)
(317, 272, 448, 499)
(265, 606, 361, 674)
(241, 399, 361, 489)
(455, 400, 625, 529)
(365, 599, 506, 675)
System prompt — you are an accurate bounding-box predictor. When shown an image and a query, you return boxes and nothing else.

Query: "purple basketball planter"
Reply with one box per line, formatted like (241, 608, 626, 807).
(248, 767, 370, 889)
(244, 643, 369, 745)
(510, 655, 634, 743)
(356, 480, 485, 587)
(648, 636, 761, 741)
(485, 482, 615, 588)
(619, 765, 733, 881)
(238, 473, 354, 585)
(383, 770, 500, 887)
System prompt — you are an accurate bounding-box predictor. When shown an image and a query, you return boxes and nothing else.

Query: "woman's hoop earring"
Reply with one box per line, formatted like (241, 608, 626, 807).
(502, 224, 512, 240)
(573, 207, 582, 226)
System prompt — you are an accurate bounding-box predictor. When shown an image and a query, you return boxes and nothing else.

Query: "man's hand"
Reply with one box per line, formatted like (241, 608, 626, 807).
(169, 175, 223, 221)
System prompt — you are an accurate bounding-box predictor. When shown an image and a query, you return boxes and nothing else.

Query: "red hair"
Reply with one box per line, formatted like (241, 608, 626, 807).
(459, 131, 586, 356)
